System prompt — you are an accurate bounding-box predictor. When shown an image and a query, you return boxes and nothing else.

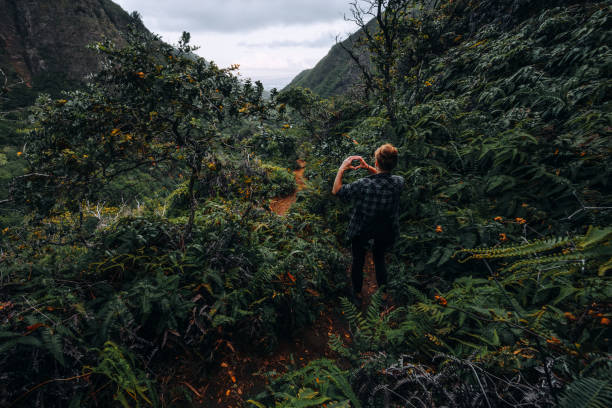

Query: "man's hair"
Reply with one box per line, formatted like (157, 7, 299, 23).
(375, 143, 398, 171)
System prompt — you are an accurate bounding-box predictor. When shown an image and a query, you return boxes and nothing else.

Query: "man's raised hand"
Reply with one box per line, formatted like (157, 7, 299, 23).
(354, 157, 370, 170)
(340, 155, 364, 171)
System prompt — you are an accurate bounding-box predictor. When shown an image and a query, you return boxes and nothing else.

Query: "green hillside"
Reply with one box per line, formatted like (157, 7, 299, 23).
(1, 1, 611, 407)
(284, 28, 368, 98)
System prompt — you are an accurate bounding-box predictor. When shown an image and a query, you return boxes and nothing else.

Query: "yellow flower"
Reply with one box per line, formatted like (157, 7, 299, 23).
(435, 225, 443, 233)
(17, 151, 23, 156)
(424, 80, 433, 87)
(111, 128, 120, 136)
(515, 217, 527, 224)
(494, 216, 503, 222)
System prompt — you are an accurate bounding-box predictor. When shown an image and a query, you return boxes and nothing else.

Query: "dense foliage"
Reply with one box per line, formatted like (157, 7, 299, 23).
(1, 0, 610, 407)
(0, 27, 345, 407)
(255, 0, 612, 407)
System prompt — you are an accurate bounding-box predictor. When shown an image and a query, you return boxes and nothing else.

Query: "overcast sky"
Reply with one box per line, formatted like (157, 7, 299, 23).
(112, 0, 358, 90)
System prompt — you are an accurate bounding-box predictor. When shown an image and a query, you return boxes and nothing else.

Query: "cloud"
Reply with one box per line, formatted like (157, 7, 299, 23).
(114, 0, 352, 33)
(111, 1, 359, 89)
(237, 34, 336, 48)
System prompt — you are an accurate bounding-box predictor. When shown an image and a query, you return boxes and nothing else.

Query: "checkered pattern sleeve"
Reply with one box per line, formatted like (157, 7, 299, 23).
(336, 178, 364, 202)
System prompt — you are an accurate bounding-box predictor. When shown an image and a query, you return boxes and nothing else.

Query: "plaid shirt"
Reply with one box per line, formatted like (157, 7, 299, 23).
(337, 173, 404, 240)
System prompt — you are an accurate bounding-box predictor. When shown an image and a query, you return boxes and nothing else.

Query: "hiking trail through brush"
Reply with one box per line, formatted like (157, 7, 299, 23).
(171, 159, 381, 407)
(268, 159, 378, 301)
(268, 159, 306, 215)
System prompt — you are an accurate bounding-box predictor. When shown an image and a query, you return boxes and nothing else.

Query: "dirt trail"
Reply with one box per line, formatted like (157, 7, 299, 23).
(170, 159, 382, 407)
(269, 159, 306, 215)
(269, 159, 378, 301)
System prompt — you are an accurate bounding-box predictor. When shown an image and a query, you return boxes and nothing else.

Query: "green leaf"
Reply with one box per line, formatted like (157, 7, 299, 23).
(598, 257, 612, 276)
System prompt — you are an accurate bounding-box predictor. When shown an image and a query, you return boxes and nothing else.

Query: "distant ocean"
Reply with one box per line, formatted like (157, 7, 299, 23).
(239, 73, 297, 92)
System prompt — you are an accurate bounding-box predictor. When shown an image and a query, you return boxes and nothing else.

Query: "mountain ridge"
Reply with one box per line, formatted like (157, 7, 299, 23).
(0, 0, 140, 103)
(283, 22, 371, 98)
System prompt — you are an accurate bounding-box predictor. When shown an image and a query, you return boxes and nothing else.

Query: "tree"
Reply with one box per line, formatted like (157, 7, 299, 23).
(339, 0, 414, 125)
(277, 87, 332, 138)
(339, 1, 466, 124)
(17, 26, 264, 240)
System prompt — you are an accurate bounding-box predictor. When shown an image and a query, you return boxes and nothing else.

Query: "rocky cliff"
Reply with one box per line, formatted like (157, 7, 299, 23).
(0, 0, 138, 88)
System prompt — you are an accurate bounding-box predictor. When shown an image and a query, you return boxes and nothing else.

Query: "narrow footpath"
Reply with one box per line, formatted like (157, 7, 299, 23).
(172, 159, 381, 407)
(268, 159, 306, 215)
(268, 159, 378, 301)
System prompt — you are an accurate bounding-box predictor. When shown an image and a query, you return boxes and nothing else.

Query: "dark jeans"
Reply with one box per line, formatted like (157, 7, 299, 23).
(351, 228, 394, 295)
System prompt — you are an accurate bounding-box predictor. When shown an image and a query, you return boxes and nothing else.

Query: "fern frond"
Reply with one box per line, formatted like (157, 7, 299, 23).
(455, 236, 571, 262)
(328, 333, 350, 359)
(576, 226, 612, 251)
(339, 297, 367, 330)
(560, 376, 612, 408)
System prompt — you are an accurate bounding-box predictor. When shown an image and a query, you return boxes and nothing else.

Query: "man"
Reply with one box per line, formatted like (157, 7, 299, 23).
(332, 144, 404, 306)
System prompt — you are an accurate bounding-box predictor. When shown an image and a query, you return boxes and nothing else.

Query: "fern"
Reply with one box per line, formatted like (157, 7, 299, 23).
(328, 333, 351, 359)
(560, 376, 612, 408)
(339, 296, 368, 331)
(86, 341, 156, 408)
(454, 236, 572, 262)
(456, 227, 612, 276)
(252, 359, 361, 408)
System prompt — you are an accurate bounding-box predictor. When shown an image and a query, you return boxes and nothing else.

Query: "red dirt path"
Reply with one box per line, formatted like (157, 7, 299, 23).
(165, 159, 382, 407)
(268, 159, 306, 215)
